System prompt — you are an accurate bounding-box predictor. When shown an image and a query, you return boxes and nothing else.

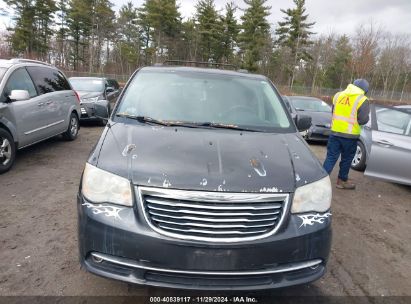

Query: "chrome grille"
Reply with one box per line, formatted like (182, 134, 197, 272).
(137, 187, 289, 242)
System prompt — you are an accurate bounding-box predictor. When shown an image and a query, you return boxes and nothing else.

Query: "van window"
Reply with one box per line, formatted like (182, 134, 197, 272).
(26, 67, 71, 94)
(1, 68, 37, 102)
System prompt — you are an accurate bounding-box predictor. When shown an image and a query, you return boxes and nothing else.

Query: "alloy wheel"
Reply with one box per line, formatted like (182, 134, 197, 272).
(70, 117, 78, 137)
(0, 137, 12, 166)
(352, 145, 362, 166)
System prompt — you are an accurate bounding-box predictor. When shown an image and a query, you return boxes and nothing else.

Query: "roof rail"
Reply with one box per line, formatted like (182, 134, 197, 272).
(162, 60, 238, 70)
(10, 58, 52, 66)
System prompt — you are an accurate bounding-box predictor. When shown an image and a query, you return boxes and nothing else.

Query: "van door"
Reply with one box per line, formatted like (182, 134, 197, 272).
(365, 105, 411, 186)
(0, 68, 49, 147)
(26, 66, 70, 135)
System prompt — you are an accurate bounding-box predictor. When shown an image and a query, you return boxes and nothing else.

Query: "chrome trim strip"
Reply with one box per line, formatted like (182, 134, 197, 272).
(24, 119, 65, 135)
(147, 205, 280, 217)
(157, 224, 268, 235)
(91, 252, 322, 276)
(137, 186, 290, 243)
(140, 187, 288, 203)
(148, 211, 279, 223)
(145, 197, 282, 210)
(152, 217, 276, 229)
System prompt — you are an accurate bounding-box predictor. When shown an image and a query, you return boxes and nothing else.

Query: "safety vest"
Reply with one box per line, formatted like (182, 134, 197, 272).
(331, 84, 367, 135)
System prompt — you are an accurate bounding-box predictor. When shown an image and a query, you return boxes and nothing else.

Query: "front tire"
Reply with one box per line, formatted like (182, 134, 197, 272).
(0, 128, 16, 174)
(351, 141, 366, 171)
(63, 113, 79, 141)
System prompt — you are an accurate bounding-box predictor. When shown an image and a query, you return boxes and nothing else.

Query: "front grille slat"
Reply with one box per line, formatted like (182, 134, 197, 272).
(158, 224, 270, 235)
(148, 211, 279, 223)
(138, 187, 289, 242)
(147, 204, 280, 217)
(152, 216, 277, 229)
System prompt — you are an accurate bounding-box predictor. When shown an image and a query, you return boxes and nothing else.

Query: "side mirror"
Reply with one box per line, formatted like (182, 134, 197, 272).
(295, 114, 312, 132)
(9, 90, 30, 101)
(106, 87, 114, 93)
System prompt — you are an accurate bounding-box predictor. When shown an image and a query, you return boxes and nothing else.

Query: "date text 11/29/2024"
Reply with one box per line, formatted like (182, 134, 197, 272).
(149, 296, 258, 303)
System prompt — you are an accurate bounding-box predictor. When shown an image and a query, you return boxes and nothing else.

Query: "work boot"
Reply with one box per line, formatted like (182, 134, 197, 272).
(336, 178, 356, 190)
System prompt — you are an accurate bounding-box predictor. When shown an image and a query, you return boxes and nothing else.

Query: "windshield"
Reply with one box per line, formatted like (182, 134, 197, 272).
(0, 67, 7, 84)
(290, 97, 331, 112)
(69, 78, 104, 92)
(116, 70, 292, 132)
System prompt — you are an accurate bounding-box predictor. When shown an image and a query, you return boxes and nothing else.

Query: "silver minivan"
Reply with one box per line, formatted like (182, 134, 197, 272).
(0, 59, 81, 173)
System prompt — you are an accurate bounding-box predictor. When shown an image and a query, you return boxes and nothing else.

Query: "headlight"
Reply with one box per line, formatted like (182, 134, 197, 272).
(82, 163, 133, 206)
(291, 176, 332, 213)
(81, 97, 99, 103)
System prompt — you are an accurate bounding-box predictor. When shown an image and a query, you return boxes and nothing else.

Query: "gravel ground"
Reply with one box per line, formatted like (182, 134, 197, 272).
(0, 125, 410, 298)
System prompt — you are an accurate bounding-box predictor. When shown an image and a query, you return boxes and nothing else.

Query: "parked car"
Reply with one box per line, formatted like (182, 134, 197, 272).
(395, 104, 411, 113)
(283, 96, 332, 142)
(78, 66, 332, 290)
(0, 59, 80, 174)
(107, 78, 122, 98)
(69, 77, 118, 124)
(351, 104, 411, 186)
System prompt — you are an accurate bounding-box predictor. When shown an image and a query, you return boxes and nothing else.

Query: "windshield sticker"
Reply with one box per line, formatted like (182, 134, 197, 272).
(82, 203, 123, 220)
(298, 213, 332, 228)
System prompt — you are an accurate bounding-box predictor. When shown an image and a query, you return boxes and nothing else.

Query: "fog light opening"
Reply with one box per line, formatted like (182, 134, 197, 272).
(92, 255, 104, 264)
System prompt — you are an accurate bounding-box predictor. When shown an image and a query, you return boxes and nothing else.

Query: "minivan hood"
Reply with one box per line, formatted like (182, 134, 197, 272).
(92, 123, 326, 193)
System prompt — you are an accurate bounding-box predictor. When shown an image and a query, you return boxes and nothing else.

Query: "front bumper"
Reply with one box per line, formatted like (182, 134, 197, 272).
(77, 194, 332, 290)
(306, 126, 331, 141)
(79, 102, 108, 121)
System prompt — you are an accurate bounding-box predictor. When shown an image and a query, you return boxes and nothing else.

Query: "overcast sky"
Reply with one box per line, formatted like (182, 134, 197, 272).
(1, 0, 410, 36)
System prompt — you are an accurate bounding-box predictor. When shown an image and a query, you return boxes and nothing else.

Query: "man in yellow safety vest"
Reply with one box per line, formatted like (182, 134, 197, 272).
(323, 79, 370, 190)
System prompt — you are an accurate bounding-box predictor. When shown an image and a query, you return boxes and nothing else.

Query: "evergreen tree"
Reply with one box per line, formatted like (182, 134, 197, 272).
(238, 0, 271, 72)
(115, 2, 141, 73)
(137, 0, 181, 63)
(33, 0, 57, 58)
(91, 0, 116, 71)
(56, 0, 69, 66)
(6, 0, 56, 58)
(220, 2, 238, 64)
(325, 35, 353, 89)
(195, 0, 223, 62)
(276, 0, 315, 87)
(5, 0, 36, 55)
(180, 19, 198, 60)
(67, 0, 93, 70)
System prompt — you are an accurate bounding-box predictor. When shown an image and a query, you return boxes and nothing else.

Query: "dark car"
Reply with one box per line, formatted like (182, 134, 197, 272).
(395, 104, 411, 113)
(283, 96, 332, 142)
(77, 66, 332, 290)
(69, 77, 118, 124)
(107, 78, 122, 97)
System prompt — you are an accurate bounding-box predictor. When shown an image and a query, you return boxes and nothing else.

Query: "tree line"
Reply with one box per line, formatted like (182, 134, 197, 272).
(2, 0, 411, 99)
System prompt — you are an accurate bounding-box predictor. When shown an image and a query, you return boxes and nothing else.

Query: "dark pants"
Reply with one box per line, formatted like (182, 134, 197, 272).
(323, 135, 358, 181)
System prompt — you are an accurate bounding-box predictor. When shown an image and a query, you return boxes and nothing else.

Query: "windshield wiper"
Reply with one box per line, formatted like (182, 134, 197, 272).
(115, 114, 170, 126)
(116, 114, 203, 128)
(198, 122, 260, 132)
(116, 114, 261, 132)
